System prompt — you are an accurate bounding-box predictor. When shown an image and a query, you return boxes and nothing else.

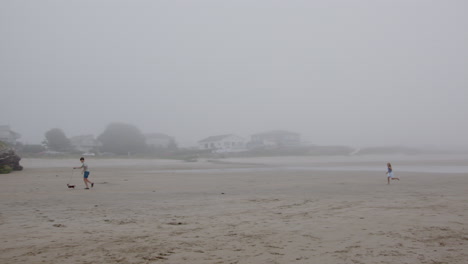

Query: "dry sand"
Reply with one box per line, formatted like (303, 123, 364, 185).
(1, 155, 467, 264)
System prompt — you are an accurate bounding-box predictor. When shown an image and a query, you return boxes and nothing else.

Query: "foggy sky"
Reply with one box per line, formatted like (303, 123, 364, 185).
(1, 0, 467, 148)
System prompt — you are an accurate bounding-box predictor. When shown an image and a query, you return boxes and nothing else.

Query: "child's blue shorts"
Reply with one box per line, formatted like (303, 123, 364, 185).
(84, 171, 90, 178)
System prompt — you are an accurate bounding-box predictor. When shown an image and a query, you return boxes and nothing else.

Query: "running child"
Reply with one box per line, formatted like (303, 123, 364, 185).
(386, 162, 400, 184)
(73, 157, 94, 189)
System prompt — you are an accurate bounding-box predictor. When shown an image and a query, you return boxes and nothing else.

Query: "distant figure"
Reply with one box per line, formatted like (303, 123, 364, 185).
(73, 157, 94, 189)
(386, 162, 400, 184)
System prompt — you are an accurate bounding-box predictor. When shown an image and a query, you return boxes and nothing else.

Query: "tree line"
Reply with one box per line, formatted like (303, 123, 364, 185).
(39, 122, 175, 155)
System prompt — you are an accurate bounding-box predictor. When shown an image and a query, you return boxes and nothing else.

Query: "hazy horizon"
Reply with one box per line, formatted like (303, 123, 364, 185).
(1, 1, 467, 148)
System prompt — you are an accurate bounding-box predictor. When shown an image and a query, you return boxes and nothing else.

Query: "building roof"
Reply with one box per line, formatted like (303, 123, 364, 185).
(199, 134, 235, 143)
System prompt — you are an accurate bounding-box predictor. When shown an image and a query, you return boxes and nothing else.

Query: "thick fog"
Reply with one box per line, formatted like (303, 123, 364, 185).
(1, 0, 467, 148)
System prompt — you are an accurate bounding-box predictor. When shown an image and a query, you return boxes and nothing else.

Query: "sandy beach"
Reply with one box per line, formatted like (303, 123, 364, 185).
(1, 155, 467, 264)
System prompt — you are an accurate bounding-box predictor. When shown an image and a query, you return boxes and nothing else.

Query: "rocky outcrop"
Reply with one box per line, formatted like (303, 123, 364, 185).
(0, 142, 23, 173)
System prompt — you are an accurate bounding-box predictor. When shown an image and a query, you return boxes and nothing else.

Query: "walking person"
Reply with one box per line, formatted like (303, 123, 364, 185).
(386, 162, 400, 184)
(73, 157, 94, 189)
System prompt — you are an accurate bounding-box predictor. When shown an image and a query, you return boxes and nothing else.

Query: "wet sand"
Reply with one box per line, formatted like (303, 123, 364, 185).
(1, 156, 467, 263)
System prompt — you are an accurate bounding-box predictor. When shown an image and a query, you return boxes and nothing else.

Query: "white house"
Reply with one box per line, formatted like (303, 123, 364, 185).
(0, 125, 21, 145)
(198, 134, 247, 153)
(70, 135, 101, 153)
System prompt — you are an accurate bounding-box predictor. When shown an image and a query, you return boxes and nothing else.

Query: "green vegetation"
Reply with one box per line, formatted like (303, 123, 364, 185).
(98, 123, 147, 155)
(43, 128, 74, 152)
(0, 165, 12, 174)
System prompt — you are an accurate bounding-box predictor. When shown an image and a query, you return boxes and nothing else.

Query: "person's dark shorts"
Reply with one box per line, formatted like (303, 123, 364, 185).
(84, 171, 90, 178)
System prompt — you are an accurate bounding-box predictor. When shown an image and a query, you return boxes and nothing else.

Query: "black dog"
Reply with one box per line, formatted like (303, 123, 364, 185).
(67, 184, 75, 189)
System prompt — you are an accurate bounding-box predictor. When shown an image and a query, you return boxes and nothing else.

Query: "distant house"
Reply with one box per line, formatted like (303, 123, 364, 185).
(250, 130, 301, 148)
(145, 133, 176, 149)
(70, 135, 101, 153)
(198, 134, 247, 153)
(0, 125, 21, 145)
